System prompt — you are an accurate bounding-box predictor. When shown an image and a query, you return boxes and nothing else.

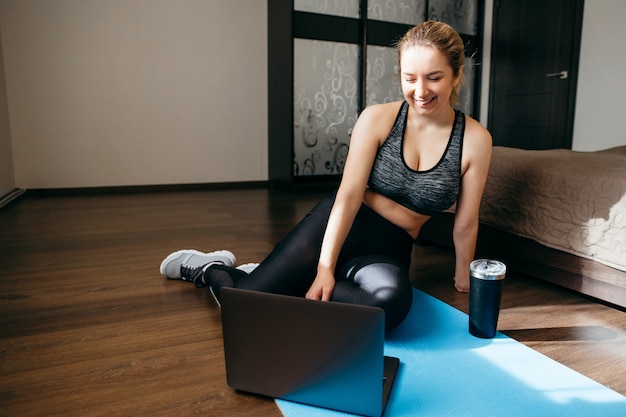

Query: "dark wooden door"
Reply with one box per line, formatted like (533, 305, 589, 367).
(488, 0, 584, 149)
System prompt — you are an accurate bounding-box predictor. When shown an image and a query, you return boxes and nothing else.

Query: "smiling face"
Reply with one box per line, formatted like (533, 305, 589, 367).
(400, 45, 460, 115)
(396, 21, 465, 114)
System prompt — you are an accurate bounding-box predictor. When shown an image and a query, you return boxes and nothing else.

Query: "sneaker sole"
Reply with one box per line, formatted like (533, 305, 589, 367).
(236, 263, 260, 274)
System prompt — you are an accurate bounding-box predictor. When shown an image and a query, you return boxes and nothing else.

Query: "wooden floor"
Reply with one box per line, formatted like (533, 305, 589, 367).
(0, 188, 624, 416)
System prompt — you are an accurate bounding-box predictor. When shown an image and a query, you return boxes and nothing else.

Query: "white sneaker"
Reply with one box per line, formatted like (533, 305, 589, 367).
(159, 249, 236, 281)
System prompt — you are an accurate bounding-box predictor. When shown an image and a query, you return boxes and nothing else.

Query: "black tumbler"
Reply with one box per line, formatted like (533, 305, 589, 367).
(469, 259, 507, 338)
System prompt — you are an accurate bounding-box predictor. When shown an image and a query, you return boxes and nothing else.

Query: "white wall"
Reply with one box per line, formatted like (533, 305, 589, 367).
(571, 0, 626, 151)
(479, 0, 493, 128)
(0, 1, 623, 191)
(0, 0, 267, 189)
(0, 23, 13, 197)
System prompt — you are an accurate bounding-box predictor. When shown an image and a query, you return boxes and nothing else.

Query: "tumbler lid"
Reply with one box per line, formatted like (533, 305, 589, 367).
(470, 259, 506, 280)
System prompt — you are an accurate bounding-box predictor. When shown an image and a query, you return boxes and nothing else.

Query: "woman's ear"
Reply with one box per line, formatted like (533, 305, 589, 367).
(454, 66, 464, 87)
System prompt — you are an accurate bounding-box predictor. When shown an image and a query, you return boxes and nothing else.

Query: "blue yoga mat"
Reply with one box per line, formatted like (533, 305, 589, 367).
(277, 288, 626, 417)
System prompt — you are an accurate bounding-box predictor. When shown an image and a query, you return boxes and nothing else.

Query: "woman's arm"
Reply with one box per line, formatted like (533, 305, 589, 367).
(452, 117, 492, 292)
(305, 104, 394, 301)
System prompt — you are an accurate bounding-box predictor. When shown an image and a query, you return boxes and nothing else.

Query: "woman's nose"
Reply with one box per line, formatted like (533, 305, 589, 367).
(415, 79, 428, 96)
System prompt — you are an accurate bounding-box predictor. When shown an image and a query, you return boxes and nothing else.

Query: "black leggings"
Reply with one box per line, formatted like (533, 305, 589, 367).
(205, 196, 414, 330)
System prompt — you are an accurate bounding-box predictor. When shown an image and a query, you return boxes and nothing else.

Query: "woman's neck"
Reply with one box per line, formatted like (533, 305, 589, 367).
(409, 104, 455, 131)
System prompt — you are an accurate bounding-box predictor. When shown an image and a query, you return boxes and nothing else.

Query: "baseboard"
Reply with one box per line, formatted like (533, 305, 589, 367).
(0, 188, 26, 209)
(24, 181, 270, 197)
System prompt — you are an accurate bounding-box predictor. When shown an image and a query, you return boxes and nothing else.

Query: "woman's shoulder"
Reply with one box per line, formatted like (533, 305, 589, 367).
(352, 101, 405, 146)
(462, 113, 492, 147)
(460, 113, 492, 170)
(357, 101, 404, 130)
(361, 101, 404, 118)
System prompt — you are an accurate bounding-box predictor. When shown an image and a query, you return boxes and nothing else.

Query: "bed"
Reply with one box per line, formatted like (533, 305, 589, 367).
(419, 145, 626, 309)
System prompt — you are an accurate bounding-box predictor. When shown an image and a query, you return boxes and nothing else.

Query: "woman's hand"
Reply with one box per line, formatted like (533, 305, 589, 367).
(454, 276, 469, 293)
(305, 270, 336, 301)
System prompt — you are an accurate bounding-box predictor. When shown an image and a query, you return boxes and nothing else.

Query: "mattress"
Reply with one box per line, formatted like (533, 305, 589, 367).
(478, 145, 626, 272)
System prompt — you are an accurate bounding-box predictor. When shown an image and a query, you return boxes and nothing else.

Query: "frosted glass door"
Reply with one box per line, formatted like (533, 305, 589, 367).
(293, 39, 359, 176)
(290, 0, 481, 178)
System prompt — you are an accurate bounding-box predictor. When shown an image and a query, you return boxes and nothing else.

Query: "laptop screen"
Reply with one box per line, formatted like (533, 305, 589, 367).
(220, 288, 397, 417)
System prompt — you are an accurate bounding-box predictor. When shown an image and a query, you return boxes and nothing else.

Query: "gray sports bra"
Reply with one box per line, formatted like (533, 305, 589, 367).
(367, 101, 464, 216)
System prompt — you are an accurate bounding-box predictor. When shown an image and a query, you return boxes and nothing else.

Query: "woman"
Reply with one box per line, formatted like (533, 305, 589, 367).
(160, 21, 492, 330)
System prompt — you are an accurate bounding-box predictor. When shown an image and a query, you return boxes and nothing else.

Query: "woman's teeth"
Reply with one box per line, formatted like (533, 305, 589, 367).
(417, 97, 436, 105)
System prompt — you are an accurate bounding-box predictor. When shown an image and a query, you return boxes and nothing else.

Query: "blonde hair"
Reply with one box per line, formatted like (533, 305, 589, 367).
(396, 21, 465, 106)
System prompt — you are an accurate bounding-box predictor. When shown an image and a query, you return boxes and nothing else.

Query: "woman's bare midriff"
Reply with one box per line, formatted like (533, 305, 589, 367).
(363, 189, 431, 240)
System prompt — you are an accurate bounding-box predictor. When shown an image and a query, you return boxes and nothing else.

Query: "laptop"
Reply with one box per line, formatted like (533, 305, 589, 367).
(219, 287, 400, 417)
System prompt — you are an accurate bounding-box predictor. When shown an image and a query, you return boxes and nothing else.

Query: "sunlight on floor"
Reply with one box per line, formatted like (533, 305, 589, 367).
(472, 338, 624, 405)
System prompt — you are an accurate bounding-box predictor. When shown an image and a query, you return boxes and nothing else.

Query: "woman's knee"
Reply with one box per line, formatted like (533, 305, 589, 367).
(336, 256, 413, 329)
